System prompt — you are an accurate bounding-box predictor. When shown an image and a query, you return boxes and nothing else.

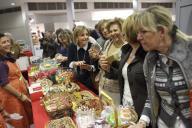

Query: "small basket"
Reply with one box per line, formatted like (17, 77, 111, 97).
(99, 91, 138, 128)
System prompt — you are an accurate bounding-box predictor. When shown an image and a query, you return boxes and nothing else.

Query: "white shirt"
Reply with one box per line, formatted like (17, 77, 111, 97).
(122, 62, 134, 107)
(69, 43, 95, 71)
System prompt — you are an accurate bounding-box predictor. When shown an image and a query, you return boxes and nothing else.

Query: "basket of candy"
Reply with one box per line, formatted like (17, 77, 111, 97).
(41, 93, 73, 119)
(55, 67, 74, 84)
(45, 117, 77, 128)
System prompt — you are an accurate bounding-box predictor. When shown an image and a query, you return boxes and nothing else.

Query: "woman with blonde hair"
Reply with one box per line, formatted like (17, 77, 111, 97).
(68, 26, 99, 93)
(98, 18, 126, 105)
(116, 12, 147, 117)
(129, 5, 192, 128)
(96, 19, 110, 49)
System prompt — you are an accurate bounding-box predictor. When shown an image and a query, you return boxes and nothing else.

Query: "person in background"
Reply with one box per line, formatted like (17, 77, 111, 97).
(96, 19, 110, 49)
(56, 29, 73, 67)
(129, 6, 192, 128)
(68, 26, 99, 93)
(40, 31, 57, 58)
(0, 33, 33, 128)
(4, 33, 21, 59)
(98, 18, 125, 105)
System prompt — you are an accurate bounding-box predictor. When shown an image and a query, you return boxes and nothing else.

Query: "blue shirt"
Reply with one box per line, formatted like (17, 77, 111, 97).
(0, 54, 15, 87)
(58, 46, 68, 57)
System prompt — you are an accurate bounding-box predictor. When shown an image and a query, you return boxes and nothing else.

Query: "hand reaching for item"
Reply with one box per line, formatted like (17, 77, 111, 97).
(80, 63, 92, 71)
(99, 55, 110, 72)
(73, 61, 85, 67)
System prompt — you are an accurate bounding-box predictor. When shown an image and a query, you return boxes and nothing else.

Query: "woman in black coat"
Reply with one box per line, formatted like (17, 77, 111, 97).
(109, 13, 147, 117)
(68, 26, 98, 93)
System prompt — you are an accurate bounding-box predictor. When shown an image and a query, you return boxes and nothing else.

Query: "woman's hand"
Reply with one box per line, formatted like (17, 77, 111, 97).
(1, 110, 10, 120)
(19, 93, 31, 103)
(56, 55, 68, 62)
(99, 55, 110, 72)
(128, 120, 147, 128)
(88, 48, 100, 60)
(73, 61, 85, 67)
(80, 64, 92, 71)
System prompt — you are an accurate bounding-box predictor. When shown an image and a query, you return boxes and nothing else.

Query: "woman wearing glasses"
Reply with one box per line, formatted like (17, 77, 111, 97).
(129, 6, 192, 128)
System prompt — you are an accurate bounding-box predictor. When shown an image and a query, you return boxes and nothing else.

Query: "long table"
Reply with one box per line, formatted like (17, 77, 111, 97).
(30, 82, 95, 128)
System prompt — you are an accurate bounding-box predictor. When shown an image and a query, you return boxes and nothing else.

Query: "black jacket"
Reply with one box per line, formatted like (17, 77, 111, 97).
(67, 42, 99, 90)
(111, 43, 147, 117)
(40, 38, 57, 58)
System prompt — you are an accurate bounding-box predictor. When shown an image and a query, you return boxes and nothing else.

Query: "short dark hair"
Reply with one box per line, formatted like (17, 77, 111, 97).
(0, 33, 5, 39)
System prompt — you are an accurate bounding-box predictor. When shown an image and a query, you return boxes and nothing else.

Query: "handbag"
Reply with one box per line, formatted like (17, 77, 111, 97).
(97, 71, 120, 93)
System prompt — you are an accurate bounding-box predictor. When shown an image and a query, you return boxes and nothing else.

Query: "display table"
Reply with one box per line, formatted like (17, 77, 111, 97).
(30, 82, 96, 128)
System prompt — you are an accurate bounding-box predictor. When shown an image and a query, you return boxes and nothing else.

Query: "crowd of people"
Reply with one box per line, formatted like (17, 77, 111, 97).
(0, 5, 191, 128)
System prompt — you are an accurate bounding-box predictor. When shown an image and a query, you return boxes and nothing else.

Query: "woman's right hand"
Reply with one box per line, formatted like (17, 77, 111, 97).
(73, 61, 85, 67)
(99, 55, 110, 72)
(128, 121, 147, 128)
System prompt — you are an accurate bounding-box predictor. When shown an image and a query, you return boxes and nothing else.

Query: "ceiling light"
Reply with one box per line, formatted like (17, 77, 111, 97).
(91, 10, 134, 21)
(11, 3, 16, 6)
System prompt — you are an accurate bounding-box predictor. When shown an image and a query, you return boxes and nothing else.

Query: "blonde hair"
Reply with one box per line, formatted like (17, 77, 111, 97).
(106, 18, 124, 32)
(136, 5, 192, 41)
(73, 26, 90, 44)
(122, 12, 140, 43)
(97, 19, 109, 34)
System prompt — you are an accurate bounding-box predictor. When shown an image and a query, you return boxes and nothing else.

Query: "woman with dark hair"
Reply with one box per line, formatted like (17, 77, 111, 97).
(40, 31, 57, 58)
(55, 29, 73, 67)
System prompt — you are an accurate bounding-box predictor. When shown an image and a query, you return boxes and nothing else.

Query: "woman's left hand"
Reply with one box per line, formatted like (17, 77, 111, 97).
(1, 110, 10, 120)
(99, 55, 110, 72)
(80, 64, 92, 71)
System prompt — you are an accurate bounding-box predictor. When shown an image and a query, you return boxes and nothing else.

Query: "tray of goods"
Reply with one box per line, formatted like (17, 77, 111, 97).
(55, 68, 74, 84)
(62, 82, 80, 93)
(42, 82, 80, 96)
(42, 84, 64, 95)
(39, 58, 59, 71)
(41, 93, 73, 119)
(74, 98, 103, 117)
(37, 78, 53, 87)
(45, 117, 77, 128)
(72, 90, 95, 102)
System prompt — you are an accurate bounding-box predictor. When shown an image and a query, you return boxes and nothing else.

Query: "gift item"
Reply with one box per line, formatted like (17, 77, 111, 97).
(55, 68, 74, 84)
(76, 107, 95, 128)
(74, 98, 103, 117)
(39, 58, 59, 71)
(45, 117, 76, 128)
(41, 93, 73, 118)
